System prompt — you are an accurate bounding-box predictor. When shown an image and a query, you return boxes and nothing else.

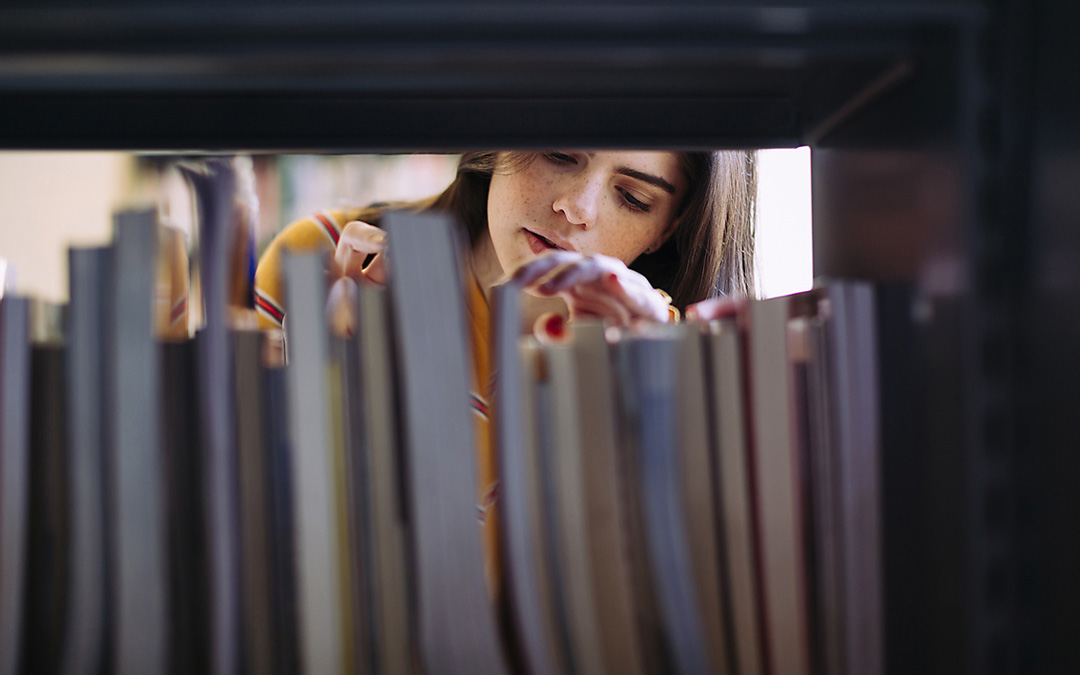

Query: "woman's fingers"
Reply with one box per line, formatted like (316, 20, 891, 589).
(514, 252, 668, 325)
(333, 220, 388, 285)
(686, 296, 745, 322)
(564, 283, 636, 326)
(362, 251, 387, 285)
(600, 272, 669, 323)
(510, 251, 582, 286)
(326, 276, 359, 337)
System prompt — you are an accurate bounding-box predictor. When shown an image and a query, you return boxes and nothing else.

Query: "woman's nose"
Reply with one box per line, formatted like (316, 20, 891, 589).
(552, 176, 601, 229)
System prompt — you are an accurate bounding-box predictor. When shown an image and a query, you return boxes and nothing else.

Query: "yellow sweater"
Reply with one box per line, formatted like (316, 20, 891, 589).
(253, 207, 502, 593)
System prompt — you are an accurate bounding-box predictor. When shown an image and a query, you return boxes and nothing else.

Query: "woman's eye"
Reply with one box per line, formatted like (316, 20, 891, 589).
(618, 187, 651, 213)
(544, 152, 577, 165)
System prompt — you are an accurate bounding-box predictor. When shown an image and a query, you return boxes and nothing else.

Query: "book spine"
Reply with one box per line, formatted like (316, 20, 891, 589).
(0, 296, 30, 675)
(383, 210, 508, 675)
(261, 364, 300, 674)
(677, 326, 732, 674)
(108, 210, 168, 675)
(356, 283, 411, 675)
(625, 333, 710, 675)
(186, 163, 241, 675)
(707, 321, 765, 675)
(748, 297, 811, 675)
(572, 321, 643, 675)
(492, 284, 561, 675)
(831, 284, 884, 675)
(283, 251, 344, 675)
(24, 332, 69, 673)
(61, 247, 108, 675)
(547, 342, 606, 675)
(233, 329, 275, 675)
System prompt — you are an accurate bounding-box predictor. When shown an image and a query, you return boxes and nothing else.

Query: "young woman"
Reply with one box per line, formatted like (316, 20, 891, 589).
(253, 149, 757, 590)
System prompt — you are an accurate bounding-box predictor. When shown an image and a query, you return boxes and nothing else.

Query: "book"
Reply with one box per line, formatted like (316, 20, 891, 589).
(824, 283, 883, 675)
(568, 321, 643, 675)
(106, 209, 168, 674)
(745, 293, 813, 675)
(530, 338, 578, 673)
(675, 323, 733, 674)
(22, 302, 69, 674)
(802, 314, 844, 675)
(325, 345, 359, 674)
(0, 294, 30, 675)
(233, 329, 275, 675)
(160, 336, 210, 673)
(60, 247, 109, 675)
(492, 283, 562, 675)
(547, 338, 607, 675)
(383, 210, 508, 675)
(260, 363, 300, 674)
(184, 162, 242, 675)
(703, 318, 765, 675)
(336, 334, 374, 675)
(353, 282, 412, 675)
(283, 250, 345, 675)
(620, 327, 711, 674)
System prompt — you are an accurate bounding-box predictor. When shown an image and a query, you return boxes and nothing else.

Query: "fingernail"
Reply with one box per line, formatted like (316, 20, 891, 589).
(545, 313, 565, 338)
(606, 273, 620, 287)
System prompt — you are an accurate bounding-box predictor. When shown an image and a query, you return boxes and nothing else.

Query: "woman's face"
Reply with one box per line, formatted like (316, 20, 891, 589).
(486, 151, 687, 275)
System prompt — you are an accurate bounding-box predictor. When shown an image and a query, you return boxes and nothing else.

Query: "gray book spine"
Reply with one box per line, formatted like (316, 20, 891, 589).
(108, 211, 167, 675)
(0, 296, 30, 675)
(283, 251, 344, 675)
(356, 283, 411, 675)
(829, 283, 883, 675)
(384, 210, 508, 675)
(184, 163, 241, 675)
(61, 247, 109, 675)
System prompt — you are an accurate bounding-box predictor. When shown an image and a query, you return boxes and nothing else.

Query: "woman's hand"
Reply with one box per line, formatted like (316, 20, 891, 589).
(327, 220, 387, 337)
(330, 220, 388, 285)
(511, 251, 671, 327)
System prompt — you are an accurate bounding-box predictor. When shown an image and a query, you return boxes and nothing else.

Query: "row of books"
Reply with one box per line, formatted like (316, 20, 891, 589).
(0, 201, 886, 674)
(492, 275, 884, 675)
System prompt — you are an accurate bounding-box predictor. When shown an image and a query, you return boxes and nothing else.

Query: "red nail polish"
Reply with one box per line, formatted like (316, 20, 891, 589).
(546, 314, 565, 338)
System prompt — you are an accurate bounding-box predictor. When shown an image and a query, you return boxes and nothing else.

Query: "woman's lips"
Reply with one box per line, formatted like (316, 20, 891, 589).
(525, 229, 558, 255)
(524, 229, 571, 255)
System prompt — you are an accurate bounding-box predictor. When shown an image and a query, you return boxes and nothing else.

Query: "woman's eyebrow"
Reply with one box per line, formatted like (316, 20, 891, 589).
(615, 167, 676, 194)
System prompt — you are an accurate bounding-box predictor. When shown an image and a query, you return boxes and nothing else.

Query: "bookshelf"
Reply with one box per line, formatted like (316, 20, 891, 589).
(2, 0, 1076, 672)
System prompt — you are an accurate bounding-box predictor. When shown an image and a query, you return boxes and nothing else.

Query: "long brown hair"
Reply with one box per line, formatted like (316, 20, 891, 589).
(357, 150, 757, 309)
